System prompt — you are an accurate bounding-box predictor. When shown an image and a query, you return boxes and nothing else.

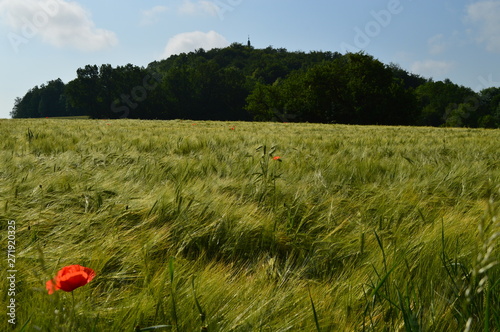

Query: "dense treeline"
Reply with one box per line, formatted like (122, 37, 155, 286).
(11, 43, 500, 127)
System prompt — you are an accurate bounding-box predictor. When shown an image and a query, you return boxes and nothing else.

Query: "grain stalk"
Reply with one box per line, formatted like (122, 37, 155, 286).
(464, 194, 499, 332)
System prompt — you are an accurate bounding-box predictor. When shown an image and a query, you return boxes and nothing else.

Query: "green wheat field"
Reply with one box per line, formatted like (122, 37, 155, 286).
(1, 119, 499, 331)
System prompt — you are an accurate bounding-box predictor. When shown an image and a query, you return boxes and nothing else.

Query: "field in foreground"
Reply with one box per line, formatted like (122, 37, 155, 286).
(1, 119, 499, 331)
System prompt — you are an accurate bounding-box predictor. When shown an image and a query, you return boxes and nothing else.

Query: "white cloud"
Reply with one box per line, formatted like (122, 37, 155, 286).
(465, 1, 500, 53)
(140, 5, 168, 26)
(428, 34, 448, 55)
(178, 0, 218, 17)
(0, 0, 118, 51)
(410, 60, 455, 78)
(161, 30, 229, 58)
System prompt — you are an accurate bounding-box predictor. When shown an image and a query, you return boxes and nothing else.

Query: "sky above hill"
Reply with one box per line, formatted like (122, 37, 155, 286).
(1, 0, 500, 119)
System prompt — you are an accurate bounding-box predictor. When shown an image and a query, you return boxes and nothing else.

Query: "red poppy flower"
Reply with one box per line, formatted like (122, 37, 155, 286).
(46, 265, 95, 294)
(273, 156, 281, 160)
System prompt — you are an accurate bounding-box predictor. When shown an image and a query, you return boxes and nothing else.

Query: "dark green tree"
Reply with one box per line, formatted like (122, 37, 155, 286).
(11, 87, 41, 118)
(11, 79, 74, 118)
(18, 44, 494, 126)
(37, 79, 67, 117)
(415, 80, 478, 127)
(161, 58, 250, 120)
(477, 87, 500, 128)
(65, 65, 102, 118)
(247, 53, 418, 125)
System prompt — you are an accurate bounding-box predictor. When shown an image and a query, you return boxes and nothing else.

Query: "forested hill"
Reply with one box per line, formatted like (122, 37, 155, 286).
(11, 43, 500, 127)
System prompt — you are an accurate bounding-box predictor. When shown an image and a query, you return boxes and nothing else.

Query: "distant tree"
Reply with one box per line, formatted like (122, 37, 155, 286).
(387, 62, 427, 89)
(245, 82, 279, 121)
(10, 97, 24, 118)
(477, 87, 500, 128)
(161, 58, 250, 120)
(248, 52, 418, 124)
(415, 80, 478, 127)
(11, 86, 41, 118)
(37, 79, 67, 117)
(11, 79, 72, 118)
(110, 64, 156, 119)
(219, 66, 252, 120)
(15, 44, 487, 126)
(65, 64, 158, 119)
(66, 65, 102, 118)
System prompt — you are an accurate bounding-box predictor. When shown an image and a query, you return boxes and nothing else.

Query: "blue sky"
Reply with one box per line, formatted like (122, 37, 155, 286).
(1, 0, 499, 118)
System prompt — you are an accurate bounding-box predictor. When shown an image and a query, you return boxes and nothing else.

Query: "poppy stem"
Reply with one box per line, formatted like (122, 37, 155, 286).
(70, 291, 76, 330)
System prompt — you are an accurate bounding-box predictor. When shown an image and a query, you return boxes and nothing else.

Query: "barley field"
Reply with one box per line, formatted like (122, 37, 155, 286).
(1, 119, 499, 331)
